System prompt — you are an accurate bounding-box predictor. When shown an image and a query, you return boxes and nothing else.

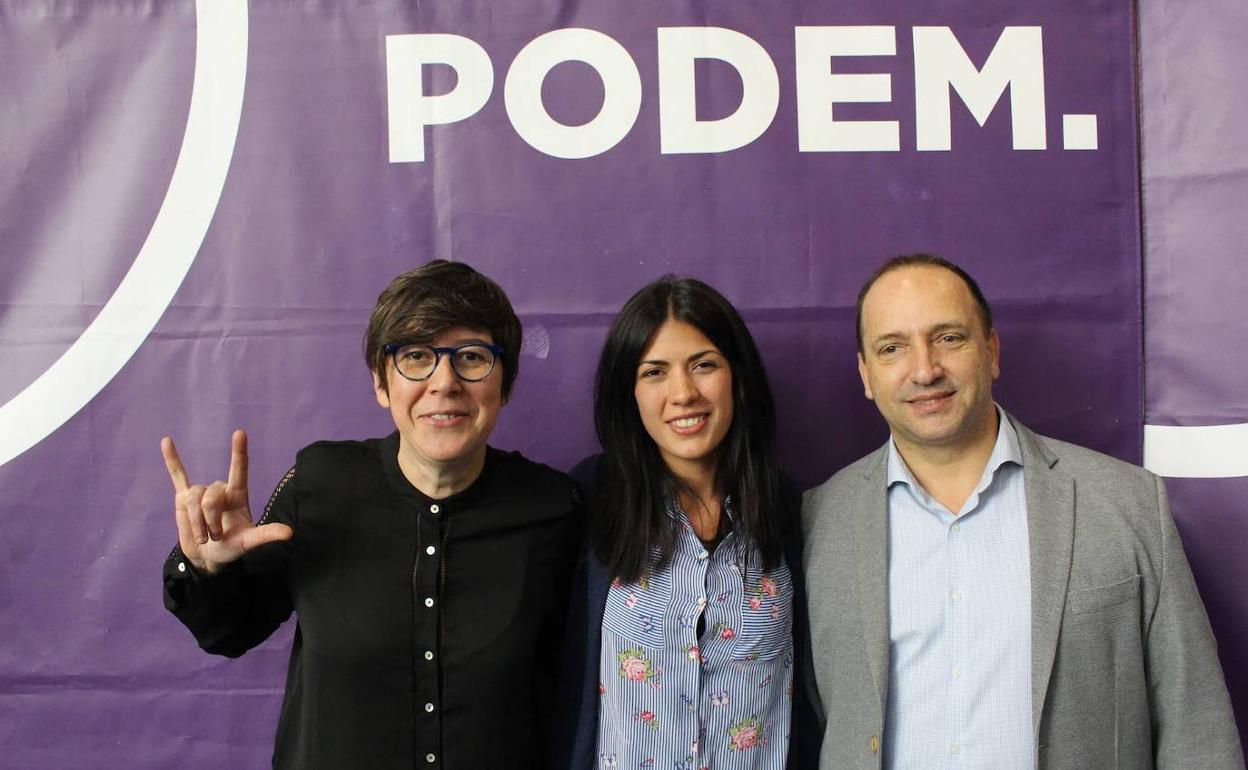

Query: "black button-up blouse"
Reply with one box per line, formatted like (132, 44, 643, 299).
(163, 433, 581, 769)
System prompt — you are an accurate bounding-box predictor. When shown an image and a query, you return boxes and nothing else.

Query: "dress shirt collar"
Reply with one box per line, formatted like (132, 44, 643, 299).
(886, 404, 1022, 507)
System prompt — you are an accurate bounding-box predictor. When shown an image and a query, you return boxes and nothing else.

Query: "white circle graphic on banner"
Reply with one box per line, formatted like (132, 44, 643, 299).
(0, 0, 248, 468)
(1144, 423, 1248, 478)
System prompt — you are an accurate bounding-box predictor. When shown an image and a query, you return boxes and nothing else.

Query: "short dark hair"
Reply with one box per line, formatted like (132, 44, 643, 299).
(855, 253, 994, 353)
(363, 260, 522, 397)
(591, 275, 787, 582)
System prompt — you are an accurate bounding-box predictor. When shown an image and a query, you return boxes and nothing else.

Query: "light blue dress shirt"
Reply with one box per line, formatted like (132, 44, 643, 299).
(884, 407, 1034, 770)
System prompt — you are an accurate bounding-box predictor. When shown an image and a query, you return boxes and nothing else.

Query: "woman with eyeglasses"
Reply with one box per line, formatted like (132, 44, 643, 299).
(161, 260, 580, 769)
(554, 276, 818, 769)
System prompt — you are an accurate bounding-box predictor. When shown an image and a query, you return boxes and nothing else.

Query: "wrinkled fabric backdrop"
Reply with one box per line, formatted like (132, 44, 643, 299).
(0, 1, 1242, 766)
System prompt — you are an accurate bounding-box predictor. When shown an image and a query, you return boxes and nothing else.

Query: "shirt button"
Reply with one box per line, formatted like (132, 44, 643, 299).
(951, 522, 961, 533)
(424, 597, 435, 608)
(951, 591, 962, 602)
(177, 562, 186, 573)
(697, 550, 708, 560)
(951, 744, 961, 754)
(424, 650, 434, 660)
(430, 504, 440, 514)
(426, 545, 436, 556)
(952, 666, 962, 679)
(424, 702, 435, 712)
(425, 753, 436, 763)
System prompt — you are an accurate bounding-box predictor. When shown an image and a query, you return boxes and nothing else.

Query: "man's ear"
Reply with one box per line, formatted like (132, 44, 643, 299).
(857, 353, 874, 400)
(988, 329, 1001, 381)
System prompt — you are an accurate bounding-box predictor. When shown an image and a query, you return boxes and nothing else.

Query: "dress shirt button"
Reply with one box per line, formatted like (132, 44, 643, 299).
(424, 702, 435, 712)
(426, 545, 436, 556)
(951, 591, 962, 602)
(429, 504, 440, 514)
(869, 735, 879, 753)
(425, 753, 436, 763)
(424, 650, 434, 660)
(951, 522, 961, 533)
(697, 550, 708, 560)
(177, 562, 187, 573)
(424, 597, 435, 608)
(952, 666, 962, 679)
(951, 743, 961, 754)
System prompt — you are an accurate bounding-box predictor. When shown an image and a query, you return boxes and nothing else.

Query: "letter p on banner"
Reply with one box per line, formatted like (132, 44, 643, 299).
(386, 34, 494, 163)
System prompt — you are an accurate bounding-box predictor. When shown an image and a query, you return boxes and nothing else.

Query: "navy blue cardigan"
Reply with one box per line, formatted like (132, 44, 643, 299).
(550, 456, 821, 769)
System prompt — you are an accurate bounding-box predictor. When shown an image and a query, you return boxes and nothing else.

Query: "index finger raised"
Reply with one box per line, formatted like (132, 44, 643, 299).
(161, 436, 190, 492)
(227, 429, 248, 490)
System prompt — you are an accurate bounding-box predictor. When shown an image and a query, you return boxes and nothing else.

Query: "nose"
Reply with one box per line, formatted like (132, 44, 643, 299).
(426, 352, 463, 393)
(668, 370, 700, 405)
(910, 343, 944, 386)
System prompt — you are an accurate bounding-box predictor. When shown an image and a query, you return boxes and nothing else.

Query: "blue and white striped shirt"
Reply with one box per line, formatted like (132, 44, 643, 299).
(596, 500, 793, 769)
(884, 408, 1034, 770)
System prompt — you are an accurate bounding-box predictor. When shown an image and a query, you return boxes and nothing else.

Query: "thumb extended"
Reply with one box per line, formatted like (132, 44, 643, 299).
(242, 522, 294, 551)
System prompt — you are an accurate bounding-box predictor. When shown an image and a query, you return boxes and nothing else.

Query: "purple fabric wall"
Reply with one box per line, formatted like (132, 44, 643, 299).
(1139, 0, 1248, 753)
(0, 0, 1233, 766)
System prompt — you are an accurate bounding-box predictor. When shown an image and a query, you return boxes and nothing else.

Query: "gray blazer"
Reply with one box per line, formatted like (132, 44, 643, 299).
(801, 413, 1243, 769)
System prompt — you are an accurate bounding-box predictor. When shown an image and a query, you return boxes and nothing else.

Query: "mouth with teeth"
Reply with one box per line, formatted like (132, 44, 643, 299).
(906, 391, 954, 413)
(421, 411, 469, 426)
(667, 414, 709, 435)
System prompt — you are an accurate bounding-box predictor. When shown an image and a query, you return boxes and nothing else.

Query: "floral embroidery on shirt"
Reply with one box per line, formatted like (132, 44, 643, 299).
(633, 709, 660, 730)
(710, 689, 730, 707)
(599, 752, 618, 768)
(748, 575, 781, 612)
(728, 716, 767, 751)
(714, 622, 736, 640)
(683, 643, 701, 662)
(617, 647, 660, 685)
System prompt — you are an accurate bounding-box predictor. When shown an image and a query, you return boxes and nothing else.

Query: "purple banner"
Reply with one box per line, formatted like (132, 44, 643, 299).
(0, 0, 1175, 766)
(1140, 0, 1248, 753)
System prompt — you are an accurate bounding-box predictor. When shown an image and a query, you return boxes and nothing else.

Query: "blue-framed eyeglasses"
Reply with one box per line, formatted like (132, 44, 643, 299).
(383, 342, 504, 382)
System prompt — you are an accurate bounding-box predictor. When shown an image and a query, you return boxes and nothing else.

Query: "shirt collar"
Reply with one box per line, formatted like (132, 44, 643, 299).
(379, 430, 495, 508)
(886, 404, 1022, 493)
(665, 494, 735, 524)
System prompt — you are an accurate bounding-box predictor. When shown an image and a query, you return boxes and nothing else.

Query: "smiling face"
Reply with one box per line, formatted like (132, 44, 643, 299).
(633, 318, 734, 484)
(374, 326, 505, 477)
(857, 264, 1000, 458)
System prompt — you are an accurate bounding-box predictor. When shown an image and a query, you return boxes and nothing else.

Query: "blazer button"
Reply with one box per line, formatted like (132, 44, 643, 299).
(869, 735, 879, 754)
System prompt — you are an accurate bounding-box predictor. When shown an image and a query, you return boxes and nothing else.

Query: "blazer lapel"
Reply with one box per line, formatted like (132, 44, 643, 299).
(853, 447, 891, 709)
(1012, 415, 1075, 735)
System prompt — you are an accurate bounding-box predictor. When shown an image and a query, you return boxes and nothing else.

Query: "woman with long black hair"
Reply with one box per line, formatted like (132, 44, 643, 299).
(557, 276, 816, 769)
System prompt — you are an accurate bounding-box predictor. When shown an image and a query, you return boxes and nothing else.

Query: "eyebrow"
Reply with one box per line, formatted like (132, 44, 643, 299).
(396, 336, 492, 348)
(868, 322, 968, 348)
(638, 349, 719, 367)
